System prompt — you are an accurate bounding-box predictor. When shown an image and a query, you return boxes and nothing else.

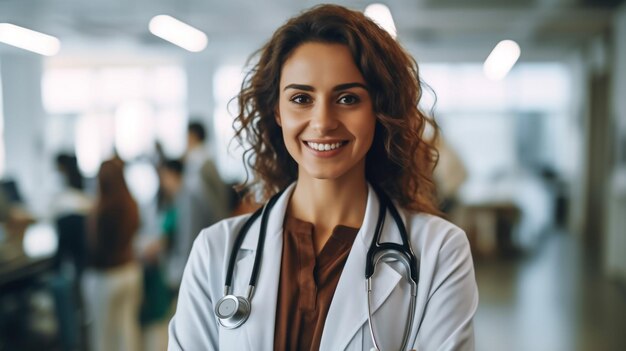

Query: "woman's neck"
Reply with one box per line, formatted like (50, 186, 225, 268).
(288, 173, 368, 249)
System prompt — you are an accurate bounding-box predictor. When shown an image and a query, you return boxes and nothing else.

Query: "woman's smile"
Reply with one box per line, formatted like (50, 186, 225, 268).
(302, 140, 349, 156)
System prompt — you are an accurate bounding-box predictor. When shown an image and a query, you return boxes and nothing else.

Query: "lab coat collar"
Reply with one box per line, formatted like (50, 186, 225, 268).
(239, 182, 384, 250)
(235, 183, 403, 350)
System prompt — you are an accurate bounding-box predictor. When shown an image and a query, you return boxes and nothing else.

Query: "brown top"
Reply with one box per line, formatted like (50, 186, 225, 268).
(274, 216, 359, 351)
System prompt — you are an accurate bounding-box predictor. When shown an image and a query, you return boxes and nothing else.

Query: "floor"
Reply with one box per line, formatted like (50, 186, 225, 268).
(474, 230, 626, 351)
(4, 229, 626, 350)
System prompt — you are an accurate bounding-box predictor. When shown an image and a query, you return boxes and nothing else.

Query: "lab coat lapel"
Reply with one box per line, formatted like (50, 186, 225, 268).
(320, 185, 403, 350)
(236, 184, 295, 350)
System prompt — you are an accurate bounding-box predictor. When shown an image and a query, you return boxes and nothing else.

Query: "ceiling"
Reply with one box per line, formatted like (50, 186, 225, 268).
(0, 0, 623, 62)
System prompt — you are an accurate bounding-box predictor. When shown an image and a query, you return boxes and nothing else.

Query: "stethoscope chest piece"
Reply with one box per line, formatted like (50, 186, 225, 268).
(215, 192, 281, 330)
(215, 295, 251, 329)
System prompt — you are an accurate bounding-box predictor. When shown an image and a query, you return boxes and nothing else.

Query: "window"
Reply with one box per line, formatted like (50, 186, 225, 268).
(212, 64, 246, 183)
(42, 62, 187, 177)
(420, 62, 572, 181)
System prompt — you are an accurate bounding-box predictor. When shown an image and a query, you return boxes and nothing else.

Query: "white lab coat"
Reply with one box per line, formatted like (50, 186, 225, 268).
(168, 183, 478, 351)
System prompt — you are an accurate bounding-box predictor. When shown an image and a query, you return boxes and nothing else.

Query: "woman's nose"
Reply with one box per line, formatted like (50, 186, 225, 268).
(310, 102, 339, 134)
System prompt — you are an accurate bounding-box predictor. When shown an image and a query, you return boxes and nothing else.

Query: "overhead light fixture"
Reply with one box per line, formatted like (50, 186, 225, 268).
(0, 23, 60, 56)
(364, 3, 397, 39)
(149, 15, 208, 52)
(483, 40, 521, 81)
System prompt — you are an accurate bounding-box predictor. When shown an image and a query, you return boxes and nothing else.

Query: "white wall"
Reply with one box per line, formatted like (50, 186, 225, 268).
(604, 4, 626, 281)
(0, 53, 51, 215)
(185, 54, 216, 145)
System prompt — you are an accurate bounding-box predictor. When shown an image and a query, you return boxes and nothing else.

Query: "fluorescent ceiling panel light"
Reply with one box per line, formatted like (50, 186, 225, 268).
(149, 15, 208, 52)
(364, 3, 397, 39)
(0, 23, 60, 56)
(483, 40, 521, 81)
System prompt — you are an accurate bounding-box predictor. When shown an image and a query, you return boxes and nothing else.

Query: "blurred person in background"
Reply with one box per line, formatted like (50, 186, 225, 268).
(49, 153, 93, 350)
(0, 184, 10, 223)
(0, 178, 35, 241)
(433, 136, 467, 214)
(139, 159, 183, 351)
(166, 121, 229, 291)
(51, 153, 92, 282)
(83, 159, 141, 351)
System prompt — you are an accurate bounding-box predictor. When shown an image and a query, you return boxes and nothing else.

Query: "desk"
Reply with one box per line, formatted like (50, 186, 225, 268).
(0, 254, 54, 291)
(453, 202, 521, 258)
(453, 180, 524, 259)
(0, 219, 56, 290)
(0, 222, 59, 350)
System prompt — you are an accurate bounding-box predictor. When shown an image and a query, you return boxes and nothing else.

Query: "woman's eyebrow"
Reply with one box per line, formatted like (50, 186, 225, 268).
(332, 82, 368, 91)
(283, 82, 368, 92)
(283, 84, 314, 91)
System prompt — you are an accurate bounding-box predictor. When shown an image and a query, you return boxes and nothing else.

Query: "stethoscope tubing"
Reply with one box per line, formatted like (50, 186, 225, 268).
(223, 190, 284, 295)
(366, 185, 419, 284)
(224, 207, 262, 294)
(365, 185, 419, 351)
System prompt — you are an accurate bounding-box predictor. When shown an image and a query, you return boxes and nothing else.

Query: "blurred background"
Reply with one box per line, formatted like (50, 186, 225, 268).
(0, 0, 625, 350)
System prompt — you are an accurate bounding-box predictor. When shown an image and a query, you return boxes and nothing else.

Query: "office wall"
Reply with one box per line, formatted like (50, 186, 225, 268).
(0, 53, 50, 214)
(604, 3, 626, 281)
(186, 54, 216, 137)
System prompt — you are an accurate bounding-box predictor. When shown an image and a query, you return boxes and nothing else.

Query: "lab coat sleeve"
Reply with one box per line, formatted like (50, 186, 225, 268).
(168, 230, 219, 350)
(415, 229, 479, 351)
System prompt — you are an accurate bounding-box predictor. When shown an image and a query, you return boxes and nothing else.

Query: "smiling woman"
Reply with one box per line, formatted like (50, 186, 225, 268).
(234, 6, 440, 215)
(169, 4, 478, 351)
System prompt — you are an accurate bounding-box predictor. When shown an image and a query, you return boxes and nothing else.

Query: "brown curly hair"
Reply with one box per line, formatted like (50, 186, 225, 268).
(233, 4, 440, 215)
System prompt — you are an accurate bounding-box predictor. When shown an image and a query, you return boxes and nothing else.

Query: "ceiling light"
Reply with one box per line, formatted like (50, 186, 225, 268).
(483, 40, 521, 81)
(364, 3, 397, 39)
(149, 15, 208, 52)
(0, 23, 60, 56)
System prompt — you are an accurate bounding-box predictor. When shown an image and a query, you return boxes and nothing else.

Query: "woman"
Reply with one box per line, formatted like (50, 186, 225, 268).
(50, 153, 93, 350)
(52, 153, 92, 278)
(139, 159, 184, 351)
(169, 4, 478, 350)
(84, 159, 142, 351)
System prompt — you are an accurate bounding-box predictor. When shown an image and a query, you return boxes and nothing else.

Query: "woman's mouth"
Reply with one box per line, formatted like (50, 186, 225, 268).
(304, 141, 348, 152)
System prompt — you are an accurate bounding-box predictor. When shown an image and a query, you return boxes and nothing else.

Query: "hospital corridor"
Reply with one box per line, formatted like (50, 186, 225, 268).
(1, 0, 625, 350)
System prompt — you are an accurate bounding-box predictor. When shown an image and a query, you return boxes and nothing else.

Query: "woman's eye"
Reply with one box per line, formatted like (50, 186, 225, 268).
(337, 94, 360, 105)
(290, 94, 311, 104)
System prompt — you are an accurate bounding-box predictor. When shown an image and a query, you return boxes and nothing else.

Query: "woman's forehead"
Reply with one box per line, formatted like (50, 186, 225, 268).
(279, 42, 366, 88)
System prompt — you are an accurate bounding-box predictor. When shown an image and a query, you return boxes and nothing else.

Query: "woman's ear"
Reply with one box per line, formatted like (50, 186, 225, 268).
(274, 107, 282, 127)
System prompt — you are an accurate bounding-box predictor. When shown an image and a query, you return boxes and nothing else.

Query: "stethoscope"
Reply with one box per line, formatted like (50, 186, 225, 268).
(214, 186, 420, 351)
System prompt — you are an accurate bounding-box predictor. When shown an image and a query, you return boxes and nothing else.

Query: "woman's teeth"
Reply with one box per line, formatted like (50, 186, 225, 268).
(306, 141, 344, 151)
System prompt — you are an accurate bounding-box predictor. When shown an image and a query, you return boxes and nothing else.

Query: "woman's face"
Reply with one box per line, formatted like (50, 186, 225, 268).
(276, 42, 376, 182)
(159, 168, 182, 198)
